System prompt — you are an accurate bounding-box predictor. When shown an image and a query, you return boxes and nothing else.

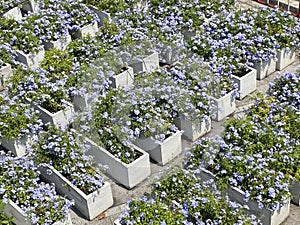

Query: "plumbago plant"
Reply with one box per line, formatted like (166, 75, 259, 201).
(253, 7, 300, 50)
(0, 95, 43, 140)
(0, 151, 73, 225)
(22, 9, 71, 43)
(7, 67, 71, 113)
(119, 168, 260, 224)
(32, 125, 105, 194)
(0, 17, 43, 54)
(74, 87, 140, 164)
(185, 137, 291, 211)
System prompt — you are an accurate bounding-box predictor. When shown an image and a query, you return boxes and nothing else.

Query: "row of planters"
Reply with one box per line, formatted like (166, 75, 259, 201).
(115, 70, 300, 225)
(183, 71, 300, 225)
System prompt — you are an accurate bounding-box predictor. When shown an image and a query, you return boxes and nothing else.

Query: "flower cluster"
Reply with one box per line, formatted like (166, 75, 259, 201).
(0, 151, 72, 225)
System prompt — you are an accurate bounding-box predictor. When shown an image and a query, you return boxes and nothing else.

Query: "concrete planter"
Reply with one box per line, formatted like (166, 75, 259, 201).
(134, 130, 182, 165)
(253, 58, 276, 80)
(0, 63, 12, 91)
(73, 93, 95, 111)
(129, 51, 159, 74)
(2, 7, 22, 20)
(21, 0, 39, 13)
(72, 21, 98, 39)
(174, 116, 211, 142)
(1, 135, 34, 157)
(289, 181, 300, 206)
(232, 66, 257, 100)
(197, 168, 290, 225)
(110, 67, 134, 88)
(43, 34, 72, 50)
(3, 200, 72, 225)
(39, 165, 113, 220)
(15, 49, 45, 69)
(89, 6, 111, 26)
(210, 91, 236, 122)
(34, 102, 74, 126)
(276, 48, 296, 71)
(86, 138, 151, 189)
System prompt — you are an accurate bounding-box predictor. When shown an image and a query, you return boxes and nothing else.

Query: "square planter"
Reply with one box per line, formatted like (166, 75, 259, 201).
(43, 34, 72, 50)
(3, 200, 72, 225)
(15, 49, 45, 69)
(276, 48, 296, 71)
(232, 66, 257, 100)
(73, 93, 95, 111)
(110, 67, 134, 88)
(86, 138, 151, 189)
(1, 135, 34, 157)
(210, 91, 236, 122)
(33, 102, 74, 127)
(174, 116, 211, 142)
(129, 51, 159, 74)
(72, 21, 98, 39)
(253, 58, 276, 80)
(289, 181, 300, 206)
(0, 63, 12, 91)
(197, 168, 290, 225)
(133, 130, 182, 165)
(89, 6, 111, 26)
(2, 7, 22, 20)
(21, 0, 39, 13)
(38, 165, 113, 220)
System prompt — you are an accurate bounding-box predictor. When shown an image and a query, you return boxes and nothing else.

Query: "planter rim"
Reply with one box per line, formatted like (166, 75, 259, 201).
(86, 137, 148, 167)
(209, 90, 234, 101)
(36, 101, 73, 116)
(113, 66, 134, 79)
(138, 129, 182, 145)
(15, 47, 44, 56)
(232, 66, 256, 80)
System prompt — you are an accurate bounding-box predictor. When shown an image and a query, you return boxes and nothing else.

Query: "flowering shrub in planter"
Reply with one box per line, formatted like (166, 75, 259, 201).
(0, 151, 73, 225)
(0, 95, 42, 156)
(7, 67, 74, 126)
(32, 125, 113, 220)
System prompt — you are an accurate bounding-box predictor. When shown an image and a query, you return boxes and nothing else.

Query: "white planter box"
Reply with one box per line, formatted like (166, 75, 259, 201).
(197, 168, 290, 225)
(289, 181, 300, 206)
(3, 200, 72, 225)
(110, 67, 134, 88)
(72, 21, 98, 39)
(2, 7, 22, 20)
(174, 116, 211, 142)
(86, 138, 151, 189)
(210, 91, 236, 122)
(0, 63, 12, 91)
(21, 0, 39, 13)
(1, 135, 33, 157)
(134, 130, 182, 165)
(253, 58, 276, 80)
(44, 34, 72, 50)
(34, 102, 74, 127)
(39, 166, 113, 220)
(129, 51, 159, 74)
(73, 93, 95, 111)
(15, 49, 45, 69)
(276, 48, 296, 71)
(232, 66, 257, 100)
(89, 6, 111, 26)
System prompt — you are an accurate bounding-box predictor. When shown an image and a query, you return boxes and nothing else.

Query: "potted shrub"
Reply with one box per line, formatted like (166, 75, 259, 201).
(113, 73, 185, 165)
(32, 125, 114, 220)
(7, 67, 74, 126)
(0, 152, 73, 225)
(0, 96, 42, 156)
(74, 88, 151, 189)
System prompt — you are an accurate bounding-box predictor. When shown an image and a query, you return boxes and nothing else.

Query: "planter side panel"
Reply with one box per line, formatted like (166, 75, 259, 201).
(0, 64, 12, 91)
(290, 182, 300, 206)
(254, 58, 276, 80)
(232, 67, 257, 100)
(276, 48, 296, 71)
(211, 92, 236, 122)
(110, 67, 134, 88)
